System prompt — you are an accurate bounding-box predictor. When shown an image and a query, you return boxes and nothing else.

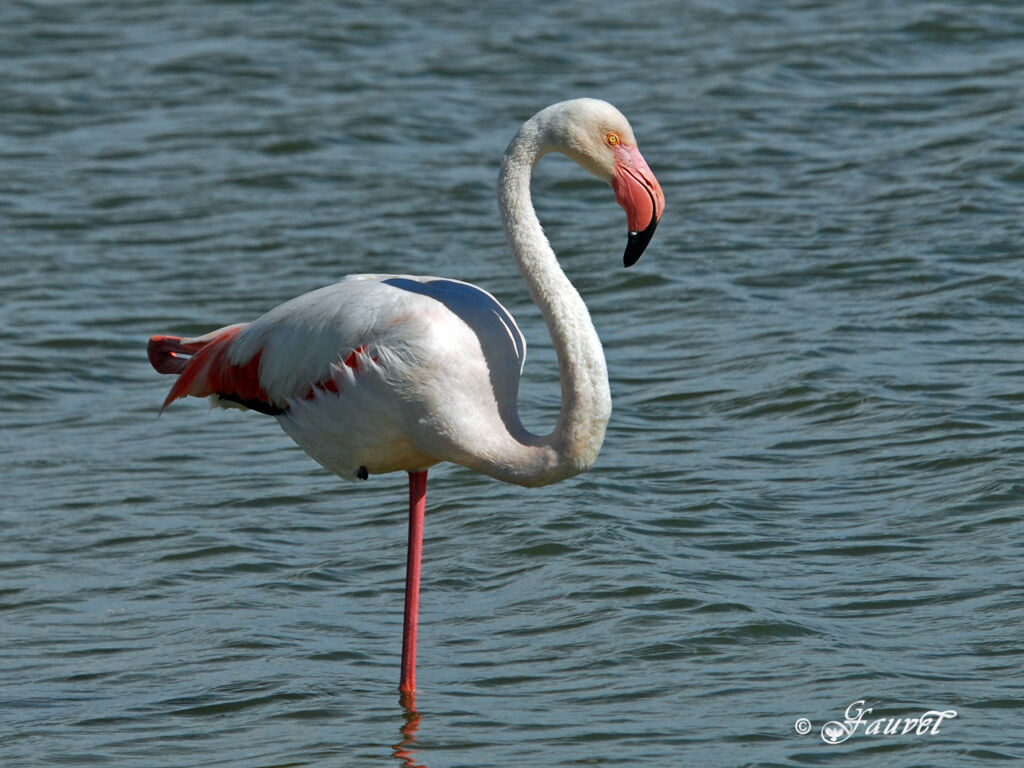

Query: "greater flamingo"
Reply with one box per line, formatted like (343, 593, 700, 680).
(147, 99, 664, 700)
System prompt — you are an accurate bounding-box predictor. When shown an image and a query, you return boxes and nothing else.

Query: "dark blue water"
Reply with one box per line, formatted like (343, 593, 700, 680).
(2, 1, 1023, 766)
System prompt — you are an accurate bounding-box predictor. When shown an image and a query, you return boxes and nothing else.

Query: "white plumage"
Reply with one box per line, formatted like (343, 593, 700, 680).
(150, 99, 663, 488)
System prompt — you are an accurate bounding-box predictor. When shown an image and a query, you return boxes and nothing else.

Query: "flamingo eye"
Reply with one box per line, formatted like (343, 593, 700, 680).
(605, 132, 620, 147)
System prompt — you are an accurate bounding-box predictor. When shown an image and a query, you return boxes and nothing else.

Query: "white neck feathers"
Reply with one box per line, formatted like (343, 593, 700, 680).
(473, 111, 611, 486)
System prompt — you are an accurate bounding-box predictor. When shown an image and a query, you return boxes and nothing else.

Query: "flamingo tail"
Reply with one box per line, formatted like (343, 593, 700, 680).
(147, 326, 281, 415)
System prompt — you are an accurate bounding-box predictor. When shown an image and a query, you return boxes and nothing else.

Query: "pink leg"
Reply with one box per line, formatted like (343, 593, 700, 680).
(400, 470, 427, 698)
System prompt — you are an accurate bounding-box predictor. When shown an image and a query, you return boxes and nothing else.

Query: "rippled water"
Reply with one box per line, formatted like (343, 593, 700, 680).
(3, 1, 1023, 766)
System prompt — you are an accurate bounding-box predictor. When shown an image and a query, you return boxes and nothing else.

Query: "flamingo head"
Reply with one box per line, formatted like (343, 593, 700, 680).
(543, 99, 666, 267)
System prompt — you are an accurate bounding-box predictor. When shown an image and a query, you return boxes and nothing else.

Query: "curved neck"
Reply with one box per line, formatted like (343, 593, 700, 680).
(476, 117, 611, 486)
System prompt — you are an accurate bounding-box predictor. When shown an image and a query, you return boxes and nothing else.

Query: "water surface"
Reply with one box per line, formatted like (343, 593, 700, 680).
(2, 1, 1023, 766)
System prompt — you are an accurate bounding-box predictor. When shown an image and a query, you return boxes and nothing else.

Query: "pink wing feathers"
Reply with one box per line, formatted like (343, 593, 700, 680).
(147, 325, 284, 415)
(146, 280, 395, 417)
(147, 276, 527, 425)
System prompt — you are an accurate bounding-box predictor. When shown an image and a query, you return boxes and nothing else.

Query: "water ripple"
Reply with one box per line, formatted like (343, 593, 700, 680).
(3, 1, 1024, 766)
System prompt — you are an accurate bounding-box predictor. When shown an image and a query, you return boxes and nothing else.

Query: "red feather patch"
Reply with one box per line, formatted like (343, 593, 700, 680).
(344, 345, 366, 370)
(154, 327, 277, 413)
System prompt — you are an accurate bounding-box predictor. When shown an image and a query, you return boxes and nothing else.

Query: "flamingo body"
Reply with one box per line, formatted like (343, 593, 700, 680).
(148, 98, 664, 699)
(151, 275, 528, 482)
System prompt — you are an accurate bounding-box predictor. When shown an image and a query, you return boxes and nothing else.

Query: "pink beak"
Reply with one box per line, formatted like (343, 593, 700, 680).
(611, 144, 665, 266)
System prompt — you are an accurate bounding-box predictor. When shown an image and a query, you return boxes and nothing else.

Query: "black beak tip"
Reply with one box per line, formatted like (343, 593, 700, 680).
(623, 216, 659, 268)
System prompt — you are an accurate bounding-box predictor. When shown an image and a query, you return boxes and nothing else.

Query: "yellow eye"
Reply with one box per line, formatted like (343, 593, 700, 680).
(606, 132, 620, 147)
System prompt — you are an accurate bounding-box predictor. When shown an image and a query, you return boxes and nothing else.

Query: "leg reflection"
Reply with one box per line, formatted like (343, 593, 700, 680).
(391, 693, 425, 768)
